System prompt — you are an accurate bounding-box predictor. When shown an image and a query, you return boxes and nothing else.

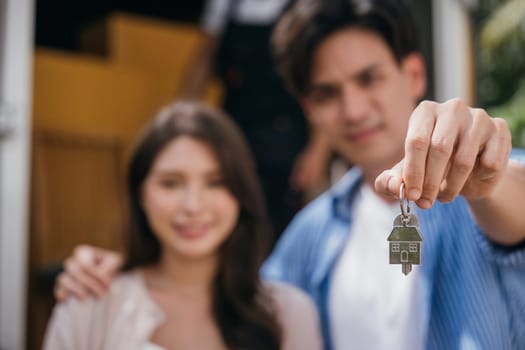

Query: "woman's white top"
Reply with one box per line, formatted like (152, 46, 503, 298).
(43, 269, 321, 350)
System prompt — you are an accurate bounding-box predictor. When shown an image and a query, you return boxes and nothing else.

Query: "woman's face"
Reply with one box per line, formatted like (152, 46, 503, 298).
(141, 136, 240, 261)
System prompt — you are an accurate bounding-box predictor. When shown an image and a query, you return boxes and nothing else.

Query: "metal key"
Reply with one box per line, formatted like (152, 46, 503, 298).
(387, 183, 423, 275)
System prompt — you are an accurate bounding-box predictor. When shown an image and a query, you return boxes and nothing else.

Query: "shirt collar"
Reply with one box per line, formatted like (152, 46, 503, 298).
(329, 166, 363, 222)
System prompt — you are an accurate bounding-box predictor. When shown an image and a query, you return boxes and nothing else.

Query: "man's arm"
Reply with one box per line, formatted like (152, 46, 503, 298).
(54, 245, 122, 301)
(289, 127, 332, 195)
(467, 158, 525, 245)
(177, 32, 219, 99)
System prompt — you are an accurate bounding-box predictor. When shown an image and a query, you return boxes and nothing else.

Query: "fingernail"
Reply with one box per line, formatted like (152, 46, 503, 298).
(408, 189, 420, 200)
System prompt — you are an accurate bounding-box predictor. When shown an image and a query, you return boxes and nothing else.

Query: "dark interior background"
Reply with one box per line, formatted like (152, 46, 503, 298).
(35, 0, 206, 51)
(34, 0, 434, 101)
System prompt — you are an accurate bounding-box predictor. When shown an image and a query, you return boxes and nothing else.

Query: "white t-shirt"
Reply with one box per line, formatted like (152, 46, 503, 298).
(329, 183, 424, 350)
(201, 0, 290, 36)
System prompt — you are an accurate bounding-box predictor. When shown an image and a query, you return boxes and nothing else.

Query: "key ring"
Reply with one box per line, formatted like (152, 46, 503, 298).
(399, 182, 410, 224)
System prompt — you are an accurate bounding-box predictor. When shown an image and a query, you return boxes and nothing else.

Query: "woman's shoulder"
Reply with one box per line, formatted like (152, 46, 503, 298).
(50, 269, 152, 324)
(263, 280, 319, 324)
(107, 269, 163, 315)
(56, 270, 144, 313)
(111, 269, 145, 293)
(43, 269, 161, 349)
(263, 280, 315, 309)
(262, 280, 323, 350)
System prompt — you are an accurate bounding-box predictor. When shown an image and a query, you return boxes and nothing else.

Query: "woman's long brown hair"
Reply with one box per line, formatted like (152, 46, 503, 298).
(122, 101, 282, 349)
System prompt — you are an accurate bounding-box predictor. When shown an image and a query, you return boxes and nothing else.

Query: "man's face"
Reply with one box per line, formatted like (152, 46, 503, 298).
(302, 28, 426, 173)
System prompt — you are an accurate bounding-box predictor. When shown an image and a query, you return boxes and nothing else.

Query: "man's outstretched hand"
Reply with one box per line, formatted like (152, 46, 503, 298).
(375, 98, 511, 207)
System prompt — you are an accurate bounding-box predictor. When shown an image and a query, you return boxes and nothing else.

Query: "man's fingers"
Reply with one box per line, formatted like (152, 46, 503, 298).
(415, 102, 461, 208)
(55, 272, 88, 300)
(375, 163, 403, 198)
(476, 118, 511, 180)
(402, 99, 507, 207)
(462, 117, 511, 197)
(54, 285, 69, 302)
(403, 100, 437, 201)
(64, 257, 108, 297)
(55, 245, 122, 302)
(438, 109, 490, 202)
(74, 245, 100, 267)
(74, 245, 120, 286)
(96, 251, 123, 283)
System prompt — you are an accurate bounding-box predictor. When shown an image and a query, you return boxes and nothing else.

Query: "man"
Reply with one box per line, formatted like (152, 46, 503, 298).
(56, 0, 525, 349)
(180, 0, 332, 236)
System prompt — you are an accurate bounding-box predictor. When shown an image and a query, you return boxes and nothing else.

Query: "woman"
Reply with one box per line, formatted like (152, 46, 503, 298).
(43, 101, 321, 350)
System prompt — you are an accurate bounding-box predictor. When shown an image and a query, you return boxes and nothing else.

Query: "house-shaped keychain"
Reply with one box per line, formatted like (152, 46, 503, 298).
(387, 213, 423, 275)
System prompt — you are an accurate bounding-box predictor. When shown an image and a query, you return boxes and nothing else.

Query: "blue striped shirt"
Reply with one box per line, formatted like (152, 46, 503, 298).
(262, 149, 525, 350)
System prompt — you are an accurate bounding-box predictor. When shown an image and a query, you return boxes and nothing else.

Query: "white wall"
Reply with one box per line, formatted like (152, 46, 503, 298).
(432, 0, 474, 103)
(0, 0, 34, 349)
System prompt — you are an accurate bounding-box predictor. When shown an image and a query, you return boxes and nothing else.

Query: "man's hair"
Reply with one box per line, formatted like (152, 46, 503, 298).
(272, 0, 421, 96)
